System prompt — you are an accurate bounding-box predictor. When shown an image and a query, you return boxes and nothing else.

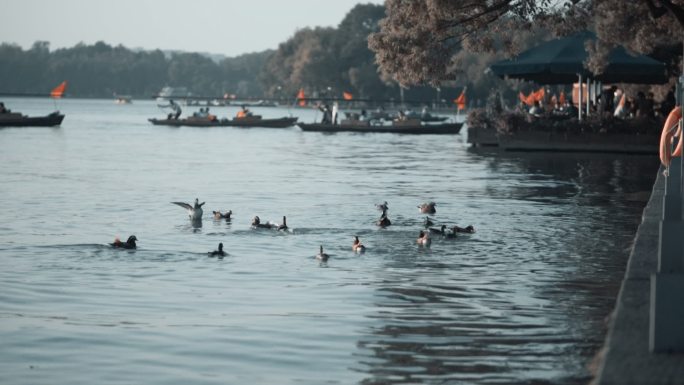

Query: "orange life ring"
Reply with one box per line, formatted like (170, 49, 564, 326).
(660, 106, 683, 167)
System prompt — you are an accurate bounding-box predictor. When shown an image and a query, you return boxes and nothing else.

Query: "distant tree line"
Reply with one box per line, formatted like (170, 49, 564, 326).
(0, 39, 269, 99)
(0, 3, 535, 107)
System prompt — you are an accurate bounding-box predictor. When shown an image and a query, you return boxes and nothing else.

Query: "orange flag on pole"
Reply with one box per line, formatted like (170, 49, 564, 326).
(342, 91, 353, 100)
(520, 91, 536, 107)
(533, 87, 545, 102)
(454, 89, 466, 110)
(296, 88, 306, 107)
(50, 81, 67, 98)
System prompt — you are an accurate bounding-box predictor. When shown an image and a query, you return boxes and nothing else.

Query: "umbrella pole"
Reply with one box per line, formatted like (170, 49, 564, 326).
(586, 78, 591, 117)
(578, 74, 583, 121)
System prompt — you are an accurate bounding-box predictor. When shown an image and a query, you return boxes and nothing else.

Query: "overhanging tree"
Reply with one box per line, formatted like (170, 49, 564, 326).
(368, 0, 684, 86)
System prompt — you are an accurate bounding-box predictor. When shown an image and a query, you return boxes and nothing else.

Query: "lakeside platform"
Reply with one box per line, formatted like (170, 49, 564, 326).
(466, 111, 661, 153)
(595, 170, 684, 384)
(467, 124, 659, 153)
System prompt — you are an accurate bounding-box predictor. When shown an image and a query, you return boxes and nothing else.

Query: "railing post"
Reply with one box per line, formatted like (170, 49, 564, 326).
(650, 76, 684, 353)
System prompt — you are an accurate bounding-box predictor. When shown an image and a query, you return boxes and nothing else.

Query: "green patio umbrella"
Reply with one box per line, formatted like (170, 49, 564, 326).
(490, 31, 667, 84)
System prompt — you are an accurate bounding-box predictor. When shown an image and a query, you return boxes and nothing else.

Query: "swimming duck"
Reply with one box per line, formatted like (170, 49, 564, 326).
(423, 216, 434, 228)
(417, 202, 436, 214)
(453, 225, 476, 233)
(416, 230, 431, 247)
(213, 210, 232, 220)
(352, 235, 366, 253)
(208, 242, 226, 257)
(428, 224, 447, 235)
(276, 216, 288, 231)
(251, 215, 274, 229)
(316, 245, 330, 261)
(443, 229, 457, 239)
(172, 198, 205, 221)
(377, 209, 391, 227)
(375, 201, 389, 211)
(110, 235, 137, 249)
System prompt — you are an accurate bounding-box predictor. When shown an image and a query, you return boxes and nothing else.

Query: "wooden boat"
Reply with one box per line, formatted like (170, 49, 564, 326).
(0, 111, 65, 127)
(148, 115, 298, 128)
(297, 119, 463, 135)
(420, 115, 449, 123)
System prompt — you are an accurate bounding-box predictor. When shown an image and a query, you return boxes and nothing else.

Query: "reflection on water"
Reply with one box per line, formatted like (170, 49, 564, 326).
(0, 98, 658, 385)
(358, 150, 656, 385)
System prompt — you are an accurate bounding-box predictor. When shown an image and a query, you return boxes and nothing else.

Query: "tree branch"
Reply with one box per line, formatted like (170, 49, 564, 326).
(642, 0, 684, 26)
(659, 0, 684, 27)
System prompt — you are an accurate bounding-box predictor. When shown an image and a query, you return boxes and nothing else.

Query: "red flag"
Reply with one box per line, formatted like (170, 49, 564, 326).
(519, 91, 535, 107)
(454, 90, 466, 110)
(50, 81, 67, 98)
(296, 88, 306, 107)
(342, 91, 353, 100)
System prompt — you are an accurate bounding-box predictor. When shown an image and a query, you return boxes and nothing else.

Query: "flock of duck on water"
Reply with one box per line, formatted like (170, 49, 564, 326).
(110, 199, 476, 262)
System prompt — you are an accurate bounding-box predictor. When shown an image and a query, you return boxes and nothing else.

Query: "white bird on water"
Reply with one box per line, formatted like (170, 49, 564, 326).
(171, 198, 205, 221)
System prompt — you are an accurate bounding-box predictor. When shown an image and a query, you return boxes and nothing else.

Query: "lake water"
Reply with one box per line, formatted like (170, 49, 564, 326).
(0, 98, 658, 385)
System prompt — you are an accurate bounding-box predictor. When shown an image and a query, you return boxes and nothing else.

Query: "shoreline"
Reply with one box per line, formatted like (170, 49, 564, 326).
(594, 170, 684, 384)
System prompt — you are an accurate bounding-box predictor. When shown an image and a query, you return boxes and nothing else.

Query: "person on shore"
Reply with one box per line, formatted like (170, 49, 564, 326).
(602, 85, 617, 114)
(644, 92, 655, 118)
(660, 88, 676, 117)
(528, 101, 544, 117)
(636, 92, 652, 118)
(627, 96, 637, 117)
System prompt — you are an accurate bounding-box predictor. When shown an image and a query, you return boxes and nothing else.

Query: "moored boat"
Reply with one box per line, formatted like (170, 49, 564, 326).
(114, 95, 132, 104)
(0, 111, 65, 127)
(148, 115, 298, 128)
(156, 86, 191, 103)
(297, 118, 463, 134)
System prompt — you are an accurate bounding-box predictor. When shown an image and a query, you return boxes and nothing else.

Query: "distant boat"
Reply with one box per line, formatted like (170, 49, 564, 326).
(297, 118, 463, 135)
(148, 115, 298, 128)
(114, 94, 132, 104)
(234, 100, 278, 107)
(156, 86, 191, 103)
(367, 110, 449, 123)
(0, 111, 65, 127)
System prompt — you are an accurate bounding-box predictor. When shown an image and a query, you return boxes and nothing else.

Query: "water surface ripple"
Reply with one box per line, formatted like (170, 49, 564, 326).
(0, 98, 657, 384)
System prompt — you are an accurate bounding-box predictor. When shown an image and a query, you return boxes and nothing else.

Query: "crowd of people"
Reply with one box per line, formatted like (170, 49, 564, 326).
(516, 86, 677, 120)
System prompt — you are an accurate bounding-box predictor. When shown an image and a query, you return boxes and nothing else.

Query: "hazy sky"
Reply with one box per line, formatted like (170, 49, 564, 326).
(0, 0, 384, 57)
